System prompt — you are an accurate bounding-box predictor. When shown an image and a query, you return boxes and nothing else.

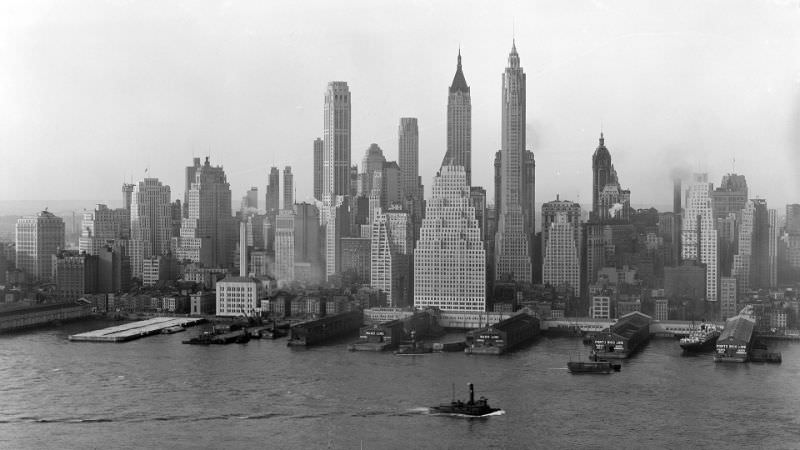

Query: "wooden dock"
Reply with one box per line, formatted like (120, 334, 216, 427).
(68, 317, 205, 343)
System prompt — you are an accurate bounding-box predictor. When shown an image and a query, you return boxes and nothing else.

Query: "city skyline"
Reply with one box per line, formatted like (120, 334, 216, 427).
(2, 1, 799, 212)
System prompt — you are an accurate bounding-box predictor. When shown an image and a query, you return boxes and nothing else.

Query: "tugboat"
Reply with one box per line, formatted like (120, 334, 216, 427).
(429, 383, 501, 417)
(680, 322, 721, 352)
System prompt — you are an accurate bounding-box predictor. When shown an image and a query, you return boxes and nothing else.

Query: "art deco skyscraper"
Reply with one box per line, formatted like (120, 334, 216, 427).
(130, 178, 172, 260)
(175, 158, 234, 267)
(541, 198, 582, 296)
(494, 41, 532, 283)
(266, 167, 280, 215)
(371, 208, 413, 307)
(441, 50, 472, 185)
(323, 81, 351, 198)
(681, 174, 718, 301)
(414, 166, 485, 312)
(399, 118, 419, 199)
(313, 138, 323, 201)
(283, 166, 294, 211)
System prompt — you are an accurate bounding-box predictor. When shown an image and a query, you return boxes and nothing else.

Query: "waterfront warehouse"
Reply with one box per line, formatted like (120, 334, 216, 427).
(714, 315, 755, 363)
(287, 310, 363, 346)
(464, 312, 539, 355)
(350, 320, 405, 351)
(593, 311, 651, 359)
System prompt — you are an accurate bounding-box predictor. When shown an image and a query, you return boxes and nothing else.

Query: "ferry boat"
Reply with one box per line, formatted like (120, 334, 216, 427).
(429, 383, 500, 417)
(679, 322, 721, 352)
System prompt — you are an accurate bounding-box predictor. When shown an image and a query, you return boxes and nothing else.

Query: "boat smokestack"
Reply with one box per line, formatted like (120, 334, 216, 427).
(469, 383, 474, 404)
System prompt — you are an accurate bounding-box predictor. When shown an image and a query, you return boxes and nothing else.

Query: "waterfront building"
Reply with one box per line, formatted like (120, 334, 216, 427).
(215, 276, 265, 316)
(173, 158, 234, 268)
(681, 174, 718, 301)
(591, 295, 611, 319)
(495, 42, 532, 284)
(190, 291, 216, 316)
(323, 81, 351, 198)
(52, 250, 97, 301)
(370, 209, 413, 307)
(441, 50, 472, 185)
(266, 167, 280, 215)
(283, 166, 294, 211)
(15, 210, 65, 281)
(653, 298, 669, 321)
(414, 165, 486, 312)
(313, 138, 324, 201)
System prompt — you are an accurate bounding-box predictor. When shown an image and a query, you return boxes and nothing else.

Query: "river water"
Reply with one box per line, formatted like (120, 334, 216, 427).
(1, 319, 799, 449)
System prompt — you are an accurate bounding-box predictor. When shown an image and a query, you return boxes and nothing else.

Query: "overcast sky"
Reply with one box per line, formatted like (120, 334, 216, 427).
(1, 0, 799, 211)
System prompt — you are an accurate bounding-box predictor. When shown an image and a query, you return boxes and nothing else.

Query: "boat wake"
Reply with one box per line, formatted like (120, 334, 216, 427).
(406, 407, 432, 414)
(428, 409, 506, 418)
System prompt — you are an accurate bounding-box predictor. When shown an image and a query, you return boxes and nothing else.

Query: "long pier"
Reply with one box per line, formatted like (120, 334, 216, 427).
(69, 317, 205, 342)
(362, 309, 718, 337)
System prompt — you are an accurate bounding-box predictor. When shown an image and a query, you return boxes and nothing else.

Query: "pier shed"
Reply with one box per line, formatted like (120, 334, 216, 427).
(465, 312, 539, 355)
(593, 311, 651, 359)
(714, 315, 755, 363)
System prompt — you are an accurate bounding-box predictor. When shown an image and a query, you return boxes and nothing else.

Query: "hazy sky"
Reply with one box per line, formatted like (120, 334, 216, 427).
(1, 0, 799, 211)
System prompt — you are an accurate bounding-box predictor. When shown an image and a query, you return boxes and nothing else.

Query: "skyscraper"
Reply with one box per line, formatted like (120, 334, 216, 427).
(15, 210, 65, 281)
(174, 158, 234, 268)
(130, 178, 172, 261)
(494, 41, 532, 283)
(398, 118, 420, 200)
(591, 134, 630, 223)
(442, 50, 472, 185)
(541, 199, 582, 296)
(414, 166, 485, 312)
(323, 81, 351, 198)
(681, 174, 718, 301)
(711, 174, 748, 220)
(266, 167, 280, 214)
(78, 204, 128, 255)
(283, 166, 294, 211)
(313, 138, 323, 201)
(371, 208, 413, 307)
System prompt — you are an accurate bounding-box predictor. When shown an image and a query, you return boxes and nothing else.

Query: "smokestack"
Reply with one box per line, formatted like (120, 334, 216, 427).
(239, 221, 247, 277)
(673, 178, 681, 214)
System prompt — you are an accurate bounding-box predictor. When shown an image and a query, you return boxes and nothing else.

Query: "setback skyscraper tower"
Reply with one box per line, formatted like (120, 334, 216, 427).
(441, 50, 472, 185)
(323, 82, 352, 198)
(494, 41, 532, 283)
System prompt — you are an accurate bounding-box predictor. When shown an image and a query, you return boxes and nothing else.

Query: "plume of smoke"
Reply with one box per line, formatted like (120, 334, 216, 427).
(608, 202, 624, 218)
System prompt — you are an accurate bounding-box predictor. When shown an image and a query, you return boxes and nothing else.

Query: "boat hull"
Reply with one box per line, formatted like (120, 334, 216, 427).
(567, 361, 613, 374)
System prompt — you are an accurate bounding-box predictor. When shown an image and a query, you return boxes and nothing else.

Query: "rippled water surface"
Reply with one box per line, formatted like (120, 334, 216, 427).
(2, 320, 800, 449)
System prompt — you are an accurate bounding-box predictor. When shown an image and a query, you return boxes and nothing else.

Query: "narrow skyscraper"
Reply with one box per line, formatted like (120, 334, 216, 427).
(323, 82, 352, 198)
(313, 138, 323, 201)
(494, 41, 532, 283)
(283, 166, 294, 211)
(441, 50, 472, 185)
(266, 167, 280, 214)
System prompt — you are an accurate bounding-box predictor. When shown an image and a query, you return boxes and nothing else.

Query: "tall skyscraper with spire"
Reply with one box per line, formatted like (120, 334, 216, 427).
(323, 82, 352, 198)
(441, 50, 472, 185)
(494, 41, 532, 283)
(266, 167, 280, 215)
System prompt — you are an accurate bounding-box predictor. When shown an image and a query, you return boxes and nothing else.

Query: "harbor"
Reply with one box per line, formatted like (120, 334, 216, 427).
(68, 317, 205, 342)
